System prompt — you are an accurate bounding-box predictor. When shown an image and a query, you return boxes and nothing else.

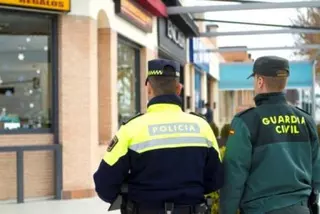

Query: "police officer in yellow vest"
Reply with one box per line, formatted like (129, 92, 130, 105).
(94, 58, 223, 214)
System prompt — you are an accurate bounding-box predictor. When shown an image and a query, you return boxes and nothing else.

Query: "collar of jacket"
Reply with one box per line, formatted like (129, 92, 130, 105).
(254, 92, 287, 106)
(147, 94, 182, 113)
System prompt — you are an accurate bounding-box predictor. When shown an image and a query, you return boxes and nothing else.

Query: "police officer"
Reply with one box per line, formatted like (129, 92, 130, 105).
(94, 58, 223, 214)
(220, 56, 320, 214)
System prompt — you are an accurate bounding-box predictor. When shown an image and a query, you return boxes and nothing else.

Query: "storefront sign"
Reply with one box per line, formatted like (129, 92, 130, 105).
(158, 18, 187, 64)
(114, 0, 153, 33)
(166, 19, 185, 49)
(0, 0, 70, 12)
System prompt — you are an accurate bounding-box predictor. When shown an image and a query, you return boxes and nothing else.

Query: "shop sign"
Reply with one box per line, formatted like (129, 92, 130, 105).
(114, 0, 153, 33)
(166, 19, 185, 49)
(0, 0, 70, 12)
(158, 18, 187, 64)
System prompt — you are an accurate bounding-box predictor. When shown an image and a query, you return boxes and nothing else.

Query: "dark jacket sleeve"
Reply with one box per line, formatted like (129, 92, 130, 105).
(203, 124, 224, 194)
(93, 126, 131, 203)
(220, 117, 252, 214)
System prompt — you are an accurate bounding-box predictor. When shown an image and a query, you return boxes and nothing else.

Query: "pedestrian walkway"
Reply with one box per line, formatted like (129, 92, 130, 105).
(0, 197, 120, 214)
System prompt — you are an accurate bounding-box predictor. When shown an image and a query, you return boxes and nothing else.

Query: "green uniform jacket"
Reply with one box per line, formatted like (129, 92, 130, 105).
(220, 92, 320, 214)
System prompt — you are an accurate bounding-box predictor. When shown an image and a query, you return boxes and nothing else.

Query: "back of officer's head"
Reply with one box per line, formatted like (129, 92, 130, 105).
(251, 56, 289, 95)
(147, 65, 182, 98)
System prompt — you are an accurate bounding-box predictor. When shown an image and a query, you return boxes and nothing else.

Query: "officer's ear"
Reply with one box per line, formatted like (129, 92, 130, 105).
(256, 75, 264, 89)
(147, 81, 153, 96)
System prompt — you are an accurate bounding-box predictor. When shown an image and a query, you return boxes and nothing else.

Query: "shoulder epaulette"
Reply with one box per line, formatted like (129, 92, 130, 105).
(189, 112, 206, 120)
(295, 107, 311, 116)
(235, 107, 255, 117)
(122, 113, 144, 125)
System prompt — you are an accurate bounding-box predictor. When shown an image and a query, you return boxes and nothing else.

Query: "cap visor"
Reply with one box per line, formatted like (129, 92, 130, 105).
(247, 73, 254, 79)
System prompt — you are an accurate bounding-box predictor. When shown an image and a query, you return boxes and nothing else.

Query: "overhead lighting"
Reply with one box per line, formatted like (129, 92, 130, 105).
(44, 46, 48, 51)
(36, 69, 41, 74)
(0, 76, 2, 85)
(26, 37, 31, 43)
(18, 53, 25, 61)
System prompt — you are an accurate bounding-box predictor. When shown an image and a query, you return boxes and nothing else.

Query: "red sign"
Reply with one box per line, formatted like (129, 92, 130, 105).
(136, 0, 167, 17)
(114, 0, 153, 33)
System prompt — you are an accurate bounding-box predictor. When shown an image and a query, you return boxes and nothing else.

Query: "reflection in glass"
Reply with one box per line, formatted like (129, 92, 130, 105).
(0, 12, 52, 131)
(117, 42, 137, 125)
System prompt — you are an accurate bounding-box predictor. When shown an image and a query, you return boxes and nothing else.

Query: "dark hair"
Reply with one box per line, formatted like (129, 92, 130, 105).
(205, 103, 210, 107)
(148, 65, 179, 96)
(257, 73, 288, 92)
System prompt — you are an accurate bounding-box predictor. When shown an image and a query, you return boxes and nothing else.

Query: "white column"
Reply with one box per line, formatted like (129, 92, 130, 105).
(201, 72, 207, 104)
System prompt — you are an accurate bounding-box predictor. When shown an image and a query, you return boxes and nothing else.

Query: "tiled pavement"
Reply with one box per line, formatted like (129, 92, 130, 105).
(0, 197, 120, 214)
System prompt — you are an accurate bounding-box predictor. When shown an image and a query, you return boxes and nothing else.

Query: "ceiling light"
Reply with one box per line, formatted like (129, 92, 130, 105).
(44, 46, 48, 51)
(0, 76, 2, 85)
(18, 53, 25, 61)
(36, 69, 41, 74)
(29, 103, 34, 108)
(26, 37, 31, 43)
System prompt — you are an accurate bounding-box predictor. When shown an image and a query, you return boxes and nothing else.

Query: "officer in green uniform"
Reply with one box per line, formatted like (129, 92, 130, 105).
(94, 58, 223, 214)
(220, 56, 320, 214)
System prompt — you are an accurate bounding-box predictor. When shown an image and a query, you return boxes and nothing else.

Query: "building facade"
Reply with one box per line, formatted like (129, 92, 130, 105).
(189, 26, 221, 124)
(0, 0, 164, 201)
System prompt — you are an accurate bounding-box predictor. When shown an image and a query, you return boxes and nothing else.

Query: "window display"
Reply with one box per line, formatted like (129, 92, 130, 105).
(0, 11, 53, 131)
(117, 39, 140, 125)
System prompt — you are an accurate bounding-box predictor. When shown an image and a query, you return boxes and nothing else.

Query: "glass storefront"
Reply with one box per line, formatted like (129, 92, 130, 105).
(0, 11, 54, 132)
(117, 37, 140, 125)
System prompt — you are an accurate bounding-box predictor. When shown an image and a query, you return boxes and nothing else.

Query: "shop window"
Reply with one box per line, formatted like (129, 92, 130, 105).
(0, 11, 54, 132)
(117, 37, 140, 126)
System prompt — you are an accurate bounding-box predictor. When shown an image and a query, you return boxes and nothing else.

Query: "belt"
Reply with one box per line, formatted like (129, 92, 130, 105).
(127, 201, 208, 214)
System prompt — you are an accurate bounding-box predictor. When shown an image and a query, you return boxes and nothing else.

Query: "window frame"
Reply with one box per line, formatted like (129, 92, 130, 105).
(0, 9, 58, 135)
(117, 34, 141, 116)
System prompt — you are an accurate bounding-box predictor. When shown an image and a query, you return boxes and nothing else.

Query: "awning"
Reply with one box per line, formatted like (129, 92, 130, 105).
(136, 0, 167, 17)
(219, 61, 314, 90)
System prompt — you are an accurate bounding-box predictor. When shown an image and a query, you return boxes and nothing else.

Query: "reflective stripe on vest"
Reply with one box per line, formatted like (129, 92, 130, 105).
(129, 136, 212, 153)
